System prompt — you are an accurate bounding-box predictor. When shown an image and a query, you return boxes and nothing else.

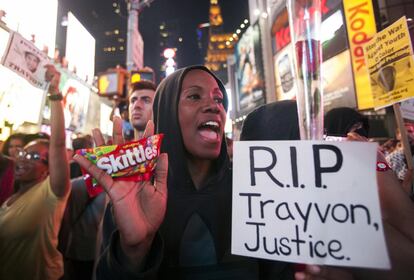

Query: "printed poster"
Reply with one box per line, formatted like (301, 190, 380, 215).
(1, 31, 50, 89)
(365, 16, 414, 109)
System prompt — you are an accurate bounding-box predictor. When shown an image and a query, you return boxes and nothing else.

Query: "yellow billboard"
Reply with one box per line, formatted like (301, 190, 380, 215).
(365, 17, 414, 109)
(343, 0, 377, 109)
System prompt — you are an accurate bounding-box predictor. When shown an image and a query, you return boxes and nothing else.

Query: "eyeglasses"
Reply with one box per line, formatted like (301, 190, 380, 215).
(16, 150, 48, 165)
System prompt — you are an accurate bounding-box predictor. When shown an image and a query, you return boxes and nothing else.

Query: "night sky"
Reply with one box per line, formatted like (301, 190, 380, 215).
(59, 0, 249, 74)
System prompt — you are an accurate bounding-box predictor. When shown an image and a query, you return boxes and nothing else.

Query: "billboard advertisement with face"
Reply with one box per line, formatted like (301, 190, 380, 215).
(235, 23, 265, 116)
(274, 45, 296, 100)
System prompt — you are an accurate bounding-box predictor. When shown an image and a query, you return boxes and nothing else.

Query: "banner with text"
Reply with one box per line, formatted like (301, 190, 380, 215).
(1, 31, 50, 89)
(343, 0, 377, 110)
(232, 141, 390, 269)
(365, 17, 414, 109)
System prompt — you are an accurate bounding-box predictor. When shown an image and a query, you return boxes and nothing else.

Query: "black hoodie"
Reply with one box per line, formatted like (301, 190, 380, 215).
(240, 100, 300, 141)
(96, 66, 293, 280)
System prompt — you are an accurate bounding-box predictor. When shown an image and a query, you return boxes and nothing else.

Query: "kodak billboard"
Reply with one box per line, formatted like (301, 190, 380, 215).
(343, 0, 377, 110)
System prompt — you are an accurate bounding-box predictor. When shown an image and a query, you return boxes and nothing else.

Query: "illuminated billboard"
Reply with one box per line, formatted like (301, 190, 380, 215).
(271, 1, 356, 111)
(343, 0, 377, 110)
(0, 0, 57, 57)
(100, 103, 113, 136)
(66, 12, 95, 84)
(322, 50, 356, 111)
(42, 68, 91, 131)
(0, 65, 44, 128)
(235, 23, 266, 116)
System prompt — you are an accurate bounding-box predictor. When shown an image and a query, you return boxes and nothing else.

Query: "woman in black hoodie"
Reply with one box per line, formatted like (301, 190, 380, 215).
(75, 66, 292, 279)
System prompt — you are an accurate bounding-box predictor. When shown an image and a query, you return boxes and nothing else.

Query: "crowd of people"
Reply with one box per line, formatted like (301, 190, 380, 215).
(0, 65, 414, 280)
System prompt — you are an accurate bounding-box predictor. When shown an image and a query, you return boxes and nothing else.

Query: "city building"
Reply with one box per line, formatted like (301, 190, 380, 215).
(157, 20, 181, 80)
(205, 0, 237, 84)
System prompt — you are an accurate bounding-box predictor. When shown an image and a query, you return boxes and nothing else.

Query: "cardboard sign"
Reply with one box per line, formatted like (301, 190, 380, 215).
(1, 31, 50, 89)
(364, 17, 414, 109)
(232, 141, 390, 269)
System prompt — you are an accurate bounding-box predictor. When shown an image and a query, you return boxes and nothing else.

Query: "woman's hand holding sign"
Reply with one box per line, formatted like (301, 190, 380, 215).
(295, 132, 414, 280)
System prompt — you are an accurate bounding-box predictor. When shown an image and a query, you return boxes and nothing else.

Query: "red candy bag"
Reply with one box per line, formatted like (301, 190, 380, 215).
(76, 134, 164, 197)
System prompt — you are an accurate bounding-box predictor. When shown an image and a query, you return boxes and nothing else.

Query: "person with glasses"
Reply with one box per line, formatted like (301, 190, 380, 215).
(0, 65, 70, 280)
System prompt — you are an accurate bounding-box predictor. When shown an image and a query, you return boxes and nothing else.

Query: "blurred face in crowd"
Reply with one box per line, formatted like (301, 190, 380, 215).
(25, 52, 40, 73)
(178, 69, 226, 160)
(278, 54, 294, 93)
(128, 89, 155, 132)
(405, 123, 414, 145)
(8, 138, 25, 158)
(121, 110, 129, 121)
(14, 142, 49, 183)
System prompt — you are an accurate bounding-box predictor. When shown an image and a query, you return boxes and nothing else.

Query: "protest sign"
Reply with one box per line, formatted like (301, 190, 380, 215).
(232, 141, 390, 269)
(1, 31, 50, 89)
(364, 17, 414, 109)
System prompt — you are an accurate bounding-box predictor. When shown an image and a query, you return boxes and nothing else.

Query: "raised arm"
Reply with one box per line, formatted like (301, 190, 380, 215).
(45, 65, 70, 198)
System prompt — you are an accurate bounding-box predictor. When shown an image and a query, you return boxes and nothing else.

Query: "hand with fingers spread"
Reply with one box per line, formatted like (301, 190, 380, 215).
(74, 117, 168, 271)
(88, 68, 298, 279)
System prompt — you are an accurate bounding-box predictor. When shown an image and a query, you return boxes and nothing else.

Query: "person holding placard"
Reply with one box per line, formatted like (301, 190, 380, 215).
(0, 65, 71, 280)
(74, 66, 293, 279)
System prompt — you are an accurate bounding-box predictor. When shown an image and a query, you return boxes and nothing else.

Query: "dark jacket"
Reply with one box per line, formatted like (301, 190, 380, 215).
(95, 66, 293, 279)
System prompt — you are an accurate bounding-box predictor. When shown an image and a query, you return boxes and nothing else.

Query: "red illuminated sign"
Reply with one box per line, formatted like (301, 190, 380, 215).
(272, 0, 336, 52)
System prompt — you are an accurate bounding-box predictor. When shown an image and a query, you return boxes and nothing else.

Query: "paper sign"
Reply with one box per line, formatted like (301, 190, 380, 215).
(364, 17, 414, 109)
(400, 98, 414, 121)
(1, 31, 50, 89)
(232, 141, 390, 269)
